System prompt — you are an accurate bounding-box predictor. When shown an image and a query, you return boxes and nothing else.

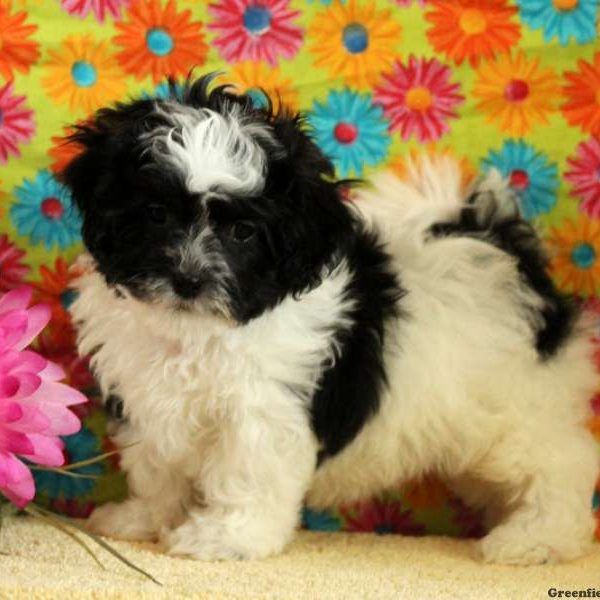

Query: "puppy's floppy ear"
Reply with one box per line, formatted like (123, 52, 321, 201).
(269, 111, 335, 185)
(267, 110, 355, 295)
(59, 99, 159, 213)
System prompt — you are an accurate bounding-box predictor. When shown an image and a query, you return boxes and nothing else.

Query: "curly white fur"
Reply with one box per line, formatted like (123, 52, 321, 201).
(72, 159, 599, 565)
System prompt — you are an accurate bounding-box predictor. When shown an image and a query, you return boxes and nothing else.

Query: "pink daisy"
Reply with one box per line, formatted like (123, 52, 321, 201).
(208, 0, 302, 65)
(61, 0, 130, 22)
(341, 499, 425, 535)
(374, 55, 464, 143)
(565, 137, 600, 219)
(0, 235, 29, 293)
(0, 287, 86, 507)
(0, 82, 35, 164)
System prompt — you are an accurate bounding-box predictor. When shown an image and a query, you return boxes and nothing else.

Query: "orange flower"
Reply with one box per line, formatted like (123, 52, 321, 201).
(547, 215, 600, 298)
(473, 51, 561, 136)
(226, 61, 299, 112)
(33, 257, 75, 326)
(390, 146, 476, 193)
(562, 52, 600, 137)
(0, 2, 39, 81)
(425, 0, 520, 67)
(48, 125, 85, 175)
(589, 415, 600, 439)
(114, 0, 208, 84)
(402, 476, 451, 510)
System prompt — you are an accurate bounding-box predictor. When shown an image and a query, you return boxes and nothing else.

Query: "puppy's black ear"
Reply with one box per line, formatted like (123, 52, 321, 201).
(270, 111, 335, 185)
(267, 110, 356, 295)
(59, 99, 158, 213)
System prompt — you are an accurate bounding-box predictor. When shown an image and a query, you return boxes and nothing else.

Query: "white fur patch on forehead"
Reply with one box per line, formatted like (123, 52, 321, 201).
(145, 102, 276, 196)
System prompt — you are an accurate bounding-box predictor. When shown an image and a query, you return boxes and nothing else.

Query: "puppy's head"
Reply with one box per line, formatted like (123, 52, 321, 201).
(62, 75, 354, 323)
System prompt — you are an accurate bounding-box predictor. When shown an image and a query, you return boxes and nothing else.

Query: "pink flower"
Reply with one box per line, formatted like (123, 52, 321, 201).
(0, 82, 35, 164)
(0, 235, 30, 293)
(61, 0, 130, 22)
(341, 499, 425, 535)
(208, 0, 302, 65)
(374, 55, 464, 143)
(565, 137, 600, 219)
(395, 0, 426, 6)
(0, 287, 86, 507)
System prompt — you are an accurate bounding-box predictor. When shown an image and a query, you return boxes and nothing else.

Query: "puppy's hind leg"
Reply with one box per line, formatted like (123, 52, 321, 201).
(479, 424, 598, 565)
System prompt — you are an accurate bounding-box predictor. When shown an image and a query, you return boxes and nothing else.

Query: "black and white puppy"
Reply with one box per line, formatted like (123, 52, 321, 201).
(63, 76, 599, 565)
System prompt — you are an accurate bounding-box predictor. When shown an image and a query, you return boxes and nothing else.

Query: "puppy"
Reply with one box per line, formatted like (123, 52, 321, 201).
(63, 76, 599, 565)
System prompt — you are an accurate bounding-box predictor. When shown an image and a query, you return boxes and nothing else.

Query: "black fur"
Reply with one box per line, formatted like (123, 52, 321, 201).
(60, 75, 356, 323)
(430, 191, 578, 358)
(60, 74, 404, 456)
(313, 228, 404, 462)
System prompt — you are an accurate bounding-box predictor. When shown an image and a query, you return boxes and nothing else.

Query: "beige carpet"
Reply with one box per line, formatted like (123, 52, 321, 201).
(1, 517, 599, 600)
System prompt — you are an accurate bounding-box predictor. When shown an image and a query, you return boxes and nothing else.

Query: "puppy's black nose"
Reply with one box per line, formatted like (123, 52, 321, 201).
(172, 275, 204, 299)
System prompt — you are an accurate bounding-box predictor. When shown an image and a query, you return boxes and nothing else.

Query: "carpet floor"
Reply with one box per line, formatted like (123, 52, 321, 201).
(0, 517, 599, 599)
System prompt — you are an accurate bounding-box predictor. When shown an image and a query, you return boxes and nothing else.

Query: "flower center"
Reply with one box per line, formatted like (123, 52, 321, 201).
(405, 86, 433, 111)
(571, 242, 596, 269)
(553, 0, 578, 10)
(504, 79, 530, 102)
(459, 9, 487, 35)
(509, 169, 530, 190)
(243, 5, 272, 35)
(374, 524, 394, 535)
(146, 28, 174, 56)
(60, 289, 77, 309)
(342, 23, 369, 54)
(246, 87, 267, 108)
(71, 61, 97, 88)
(41, 197, 64, 220)
(334, 122, 358, 145)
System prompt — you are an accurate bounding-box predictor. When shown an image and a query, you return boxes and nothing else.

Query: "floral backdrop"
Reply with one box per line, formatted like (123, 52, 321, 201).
(0, 0, 599, 538)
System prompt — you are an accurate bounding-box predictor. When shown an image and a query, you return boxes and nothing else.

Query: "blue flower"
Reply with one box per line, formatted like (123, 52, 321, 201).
(593, 488, 599, 510)
(34, 426, 105, 499)
(517, 0, 599, 46)
(10, 170, 81, 250)
(308, 90, 391, 177)
(482, 140, 558, 220)
(302, 507, 342, 531)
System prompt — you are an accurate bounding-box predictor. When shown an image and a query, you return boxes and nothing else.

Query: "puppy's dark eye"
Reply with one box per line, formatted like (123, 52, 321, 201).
(231, 221, 256, 242)
(146, 204, 167, 224)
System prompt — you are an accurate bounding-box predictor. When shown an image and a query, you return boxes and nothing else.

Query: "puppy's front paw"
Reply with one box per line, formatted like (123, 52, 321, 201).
(163, 512, 287, 561)
(480, 525, 557, 565)
(87, 499, 155, 542)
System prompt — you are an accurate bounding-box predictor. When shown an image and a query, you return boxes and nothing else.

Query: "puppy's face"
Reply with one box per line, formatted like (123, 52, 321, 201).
(62, 77, 353, 323)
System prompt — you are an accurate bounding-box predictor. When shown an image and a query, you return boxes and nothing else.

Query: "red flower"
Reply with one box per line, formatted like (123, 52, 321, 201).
(0, 235, 30, 292)
(425, 0, 520, 67)
(565, 137, 600, 219)
(114, 0, 208, 83)
(341, 499, 425, 535)
(374, 56, 464, 142)
(209, 0, 302, 65)
(50, 498, 96, 518)
(562, 53, 600, 137)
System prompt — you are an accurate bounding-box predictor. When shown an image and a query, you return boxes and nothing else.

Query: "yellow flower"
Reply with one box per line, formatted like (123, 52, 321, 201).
(42, 35, 127, 115)
(473, 51, 561, 136)
(226, 61, 299, 113)
(547, 215, 600, 297)
(307, 0, 402, 90)
(389, 146, 476, 193)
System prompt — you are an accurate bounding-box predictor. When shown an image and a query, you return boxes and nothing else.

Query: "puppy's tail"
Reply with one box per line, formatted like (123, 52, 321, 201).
(352, 154, 466, 235)
(433, 170, 579, 359)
